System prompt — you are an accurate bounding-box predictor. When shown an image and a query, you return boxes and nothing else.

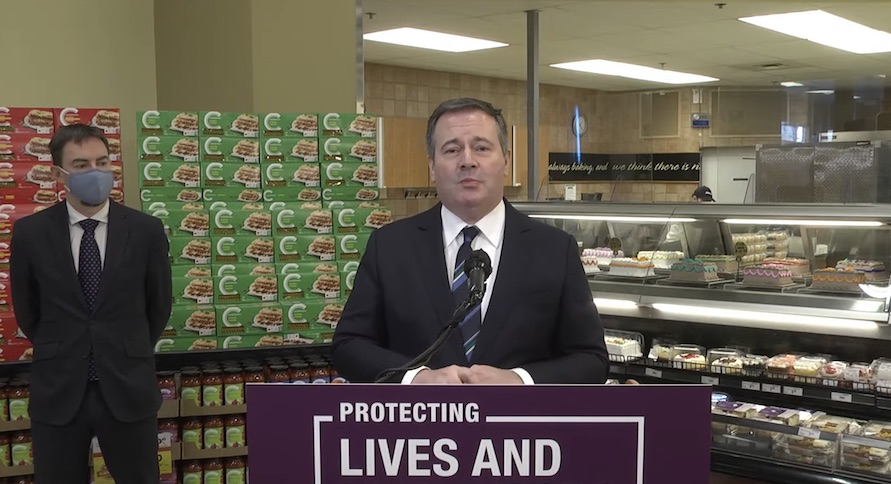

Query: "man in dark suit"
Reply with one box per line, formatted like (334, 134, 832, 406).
(10, 124, 172, 483)
(332, 98, 608, 384)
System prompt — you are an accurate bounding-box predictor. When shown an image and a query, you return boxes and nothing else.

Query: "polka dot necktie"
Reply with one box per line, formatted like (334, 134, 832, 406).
(78, 219, 101, 381)
(452, 226, 482, 362)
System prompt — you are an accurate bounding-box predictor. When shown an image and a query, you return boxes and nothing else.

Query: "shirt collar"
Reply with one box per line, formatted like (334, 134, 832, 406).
(67, 200, 110, 226)
(441, 200, 505, 248)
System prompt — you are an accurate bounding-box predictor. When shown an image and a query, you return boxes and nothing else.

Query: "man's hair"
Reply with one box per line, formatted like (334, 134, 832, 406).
(425, 98, 508, 159)
(49, 123, 110, 167)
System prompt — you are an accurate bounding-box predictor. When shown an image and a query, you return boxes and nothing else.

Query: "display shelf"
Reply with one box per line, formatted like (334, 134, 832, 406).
(0, 419, 31, 432)
(0, 464, 33, 478)
(180, 400, 246, 417)
(181, 444, 248, 460)
(712, 450, 889, 484)
(172, 443, 181, 462)
(158, 399, 179, 419)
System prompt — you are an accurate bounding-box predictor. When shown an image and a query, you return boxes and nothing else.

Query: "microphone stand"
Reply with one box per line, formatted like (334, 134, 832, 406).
(373, 292, 483, 383)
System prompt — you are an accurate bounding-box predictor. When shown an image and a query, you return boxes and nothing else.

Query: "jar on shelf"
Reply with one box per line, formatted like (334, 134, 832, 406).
(310, 362, 330, 384)
(329, 367, 347, 384)
(8, 382, 29, 421)
(203, 458, 223, 484)
(180, 371, 202, 407)
(182, 418, 203, 451)
(158, 419, 179, 444)
(182, 460, 203, 484)
(202, 369, 223, 407)
(269, 365, 290, 384)
(11, 431, 31, 466)
(157, 371, 177, 400)
(204, 416, 224, 450)
(244, 366, 265, 384)
(225, 456, 246, 484)
(0, 433, 10, 467)
(288, 363, 310, 384)
(223, 368, 244, 406)
(224, 414, 246, 448)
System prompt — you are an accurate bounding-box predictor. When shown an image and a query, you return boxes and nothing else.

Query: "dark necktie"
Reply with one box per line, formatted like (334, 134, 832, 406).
(452, 226, 482, 362)
(78, 219, 101, 381)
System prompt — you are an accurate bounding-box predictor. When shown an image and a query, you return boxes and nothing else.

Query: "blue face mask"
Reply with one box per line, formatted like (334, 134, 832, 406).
(60, 168, 115, 206)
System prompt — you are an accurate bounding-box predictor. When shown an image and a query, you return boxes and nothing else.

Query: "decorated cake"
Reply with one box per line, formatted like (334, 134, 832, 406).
(608, 257, 655, 277)
(637, 250, 684, 269)
(668, 258, 720, 282)
(763, 257, 810, 277)
(742, 264, 793, 286)
(810, 267, 866, 292)
(694, 254, 739, 273)
(673, 352, 707, 368)
(580, 252, 599, 274)
(605, 337, 642, 358)
(586, 247, 624, 260)
(711, 356, 744, 374)
(835, 259, 886, 281)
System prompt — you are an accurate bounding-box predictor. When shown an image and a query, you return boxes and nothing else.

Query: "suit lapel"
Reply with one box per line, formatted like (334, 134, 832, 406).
(471, 203, 531, 363)
(47, 202, 87, 310)
(414, 204, 466, 362)
(94, 202, 129, 313)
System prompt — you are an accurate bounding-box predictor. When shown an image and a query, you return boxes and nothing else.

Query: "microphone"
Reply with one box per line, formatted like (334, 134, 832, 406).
(372, 250, 492, 383)
(465, 249, 492, 302)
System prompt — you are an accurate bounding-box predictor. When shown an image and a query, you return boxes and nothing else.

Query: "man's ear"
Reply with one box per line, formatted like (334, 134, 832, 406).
(428, 157, 436, 184)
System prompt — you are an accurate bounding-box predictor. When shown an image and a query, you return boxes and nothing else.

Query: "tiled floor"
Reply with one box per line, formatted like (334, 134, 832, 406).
(710, 473, 770, 484)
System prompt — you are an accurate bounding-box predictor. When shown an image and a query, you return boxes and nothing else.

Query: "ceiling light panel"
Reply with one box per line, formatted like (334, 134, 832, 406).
(550, 59, 718, 85)
(363, 27, 507, 53)
(739, 10, 891, 54)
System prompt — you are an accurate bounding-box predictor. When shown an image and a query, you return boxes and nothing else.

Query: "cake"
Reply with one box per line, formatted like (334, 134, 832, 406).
(741, 355, 768, 376)
(580, 252, 599, 274)
(608, 257, 655, 277)
(673, 352, 707, 368)
(742, 264, 793, 286)
(604, 337, 642, 358)
(765, 354, 798, 377)
(810, 268, 866, 292)
(711, 356, 744, 374)
(793, 356, 825, 377)
(587, 247, 624, 260)
(695, 255, 739, 273)
(835, 259, 886, 281)
(762, 257, 810, 277)
(820, 361, 848, 381)
(637, 250, 684, 269)
(668, 258, 720, 282)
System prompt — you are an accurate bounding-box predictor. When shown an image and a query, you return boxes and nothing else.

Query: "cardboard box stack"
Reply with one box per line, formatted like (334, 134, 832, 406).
(138, 110, 389, 354)
(0, 106, 123, 361)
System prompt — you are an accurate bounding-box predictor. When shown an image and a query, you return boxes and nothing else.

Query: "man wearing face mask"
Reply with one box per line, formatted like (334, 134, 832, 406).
(9, 124, 172, 483)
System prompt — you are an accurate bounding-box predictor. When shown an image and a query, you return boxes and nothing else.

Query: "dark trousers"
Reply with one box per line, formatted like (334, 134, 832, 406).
(31, 381, 159, 484)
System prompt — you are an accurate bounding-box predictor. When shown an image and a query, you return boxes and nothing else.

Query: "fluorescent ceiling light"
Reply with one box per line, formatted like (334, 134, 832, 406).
(722, 218, 882, 227)
(593, 298, 638, 309)
(652, 303, 878, 330)
(780, 82, 803, 87)
(806, 90, 835, 95)
(739, 10, 891, 54)
(550, 59, 718, 85)
(530, 214, 696, 223)
(363, 27, 507, 53)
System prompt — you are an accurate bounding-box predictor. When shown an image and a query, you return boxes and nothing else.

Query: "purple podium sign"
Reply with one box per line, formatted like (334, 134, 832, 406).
(246, 384, 711, 484)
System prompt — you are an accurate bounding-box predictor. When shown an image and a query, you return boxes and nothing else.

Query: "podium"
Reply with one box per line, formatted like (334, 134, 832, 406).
(246, 384, 712, 483)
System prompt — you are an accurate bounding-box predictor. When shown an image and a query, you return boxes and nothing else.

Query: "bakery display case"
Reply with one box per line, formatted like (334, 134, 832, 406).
(515, 201, 891, 484)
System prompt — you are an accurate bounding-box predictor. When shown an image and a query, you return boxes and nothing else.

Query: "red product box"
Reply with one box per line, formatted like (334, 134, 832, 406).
(0, 270, 8, 305)
(111, 161, 123, 188)
(0, 107, 55, 134)
(0, 203, 48, 238)
(0, 341, 33, 362)
(0, 133, 53, 162)
(0, 186, 59, 205)
(0, 312, 25, 342)
(0, 240, 8, 266)
(55, 107, 120, 136)
(0, 161, 57, 189)
(58, 185, 123, 204)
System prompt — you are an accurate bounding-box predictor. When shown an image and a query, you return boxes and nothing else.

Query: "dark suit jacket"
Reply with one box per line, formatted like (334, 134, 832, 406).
(9, 201, 172, 425)
(332, 201, 609, 383)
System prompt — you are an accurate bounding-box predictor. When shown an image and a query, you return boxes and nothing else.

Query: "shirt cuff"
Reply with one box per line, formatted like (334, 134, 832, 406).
(401, 366, 429, 384)
(511, 367, 535, 385)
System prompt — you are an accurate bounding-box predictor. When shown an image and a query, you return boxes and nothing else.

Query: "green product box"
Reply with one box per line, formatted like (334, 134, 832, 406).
(337, 233, 370, 261)
(320, 137, 377, 163)
(148, 208, 209, 238)
(154, 336, 218, 352)
(171, 265, 214, 278)
(280, 300, 344, 332)
(334, 206, 391, 234)
(288, 329, 334, 345)
(199, 111, 259, 138)
(324, 200, 381, 210)
(138, 161, 201, 188)
(261, 112, 318, 138)
(319, 113, 377, 138)
(139, 187, 203, 204)
(200, 136, 260, 164)
(321, 186, 379, 204)
(321, 161, 378, 188)
(261, 138, 319, 163)
(164, 305, 217, 338)
(211, 262, 277, 276)
(142, 200, 205, 213)
(137, 136, 200, 162)
(216, 302, 284, 335)
(168, 236, 212, 266)
(339, 260, 360, 296)
(209, 205, 271, 237)
(211, 235, 276, 264)
(278, 269, 340, 300)
(263, 162, 320, 188)
(172, 276, 214, 306)
(269, 203, 332, 236)
(212, 272, 279, 305)
(202, 187, 264, 204)
(218, 333, 286, 350)
(137, 110, 199, 137)
(275, 235, 335, 262)
(201, 161, 262, 188)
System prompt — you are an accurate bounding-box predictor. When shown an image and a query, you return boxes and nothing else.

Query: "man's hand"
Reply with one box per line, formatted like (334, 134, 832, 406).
(465, 365, 523, 384)
(411, 365, 472, 384)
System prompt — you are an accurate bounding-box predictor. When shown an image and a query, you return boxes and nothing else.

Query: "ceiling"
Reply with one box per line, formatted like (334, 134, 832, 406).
(361, 0, 891, 91)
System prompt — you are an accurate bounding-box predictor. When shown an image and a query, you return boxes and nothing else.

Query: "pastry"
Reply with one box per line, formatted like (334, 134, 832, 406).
(233, 140, 259, 159)
(244, 212, 272, 232)
(233, 165, 260, 185)
(184, 310, 215, 332)
(307, 236, 335, 259)
(92, 110, 120, 130)
(293, 163, 320, 184)
(183, 278, 213, 299)
(253, 307, 283, 329)
(311, 274, 340, 296)
(232, 114, 259, 134)
(34, 189, 58, 204)
(26, 164, 54, 184)
(608, 257, 655, 277)
(173, 164, 200, 184)
(365, 209, 392, 229)
(171, 113, 198, 132)
(291, 139, 318, 158)
(304, 210, 333, 231)
(248, 276, 278, 297)
(171, 138, 199, 159)
(25, 137, 51, 157)
(318, 303, 344, 326)
(23, 109, 53, 130)
(291, 114, 318, 133)
(246, 239, 274, 259)
(349, 139, 377, 159)
(182, 239, 211, 260)
(180, 212, 209, 233)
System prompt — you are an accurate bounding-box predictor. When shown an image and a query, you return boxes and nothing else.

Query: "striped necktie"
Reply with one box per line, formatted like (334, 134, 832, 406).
(452, 226, 482, 362)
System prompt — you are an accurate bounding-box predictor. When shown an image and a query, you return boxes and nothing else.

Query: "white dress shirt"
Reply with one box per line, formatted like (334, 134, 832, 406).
(402, 201, 534, 385)
(67, 201, 110, 272)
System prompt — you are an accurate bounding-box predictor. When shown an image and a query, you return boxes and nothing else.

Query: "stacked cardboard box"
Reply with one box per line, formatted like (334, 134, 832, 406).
(137, 111, 389, 353)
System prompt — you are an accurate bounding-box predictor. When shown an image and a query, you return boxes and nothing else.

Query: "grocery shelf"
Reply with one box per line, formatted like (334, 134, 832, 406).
(711, 450, 889, 484)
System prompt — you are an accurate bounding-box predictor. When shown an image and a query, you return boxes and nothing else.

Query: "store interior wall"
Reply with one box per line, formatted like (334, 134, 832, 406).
(1, 0, 158, 208)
